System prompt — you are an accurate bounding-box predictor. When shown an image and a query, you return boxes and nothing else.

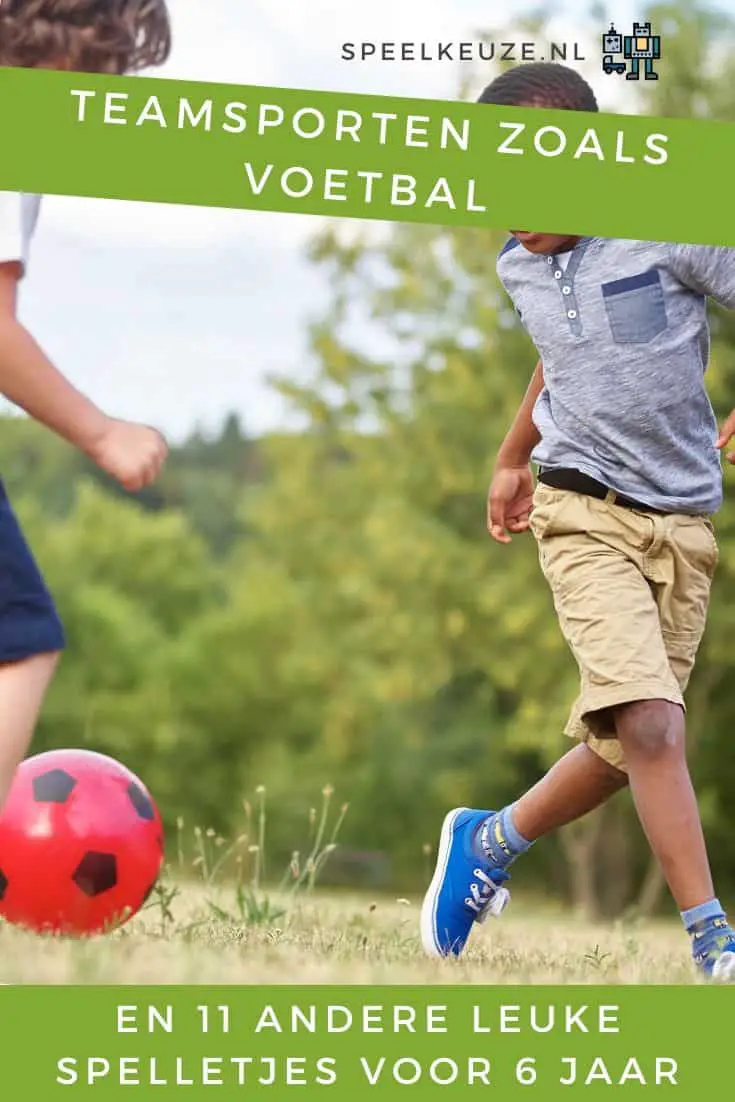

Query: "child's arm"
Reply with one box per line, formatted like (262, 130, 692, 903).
(487, 359, 544, 543)
(0, 262, 166, 491)
(496, 359, 544, 467)
(0, 262, 108, 448)
(668, 244, 735, 309)
(668, 245, 735, 463)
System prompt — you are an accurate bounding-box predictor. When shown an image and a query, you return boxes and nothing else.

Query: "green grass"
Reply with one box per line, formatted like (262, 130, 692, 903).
(0, 886, 697, 985)
(0, 786, 700, 984)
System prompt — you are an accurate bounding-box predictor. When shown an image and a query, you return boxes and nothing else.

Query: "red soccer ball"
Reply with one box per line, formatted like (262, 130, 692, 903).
(0, 749, 164, 936)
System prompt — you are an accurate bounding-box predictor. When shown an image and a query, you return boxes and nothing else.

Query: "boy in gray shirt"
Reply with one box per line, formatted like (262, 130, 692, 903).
(420, 62, 735, 979)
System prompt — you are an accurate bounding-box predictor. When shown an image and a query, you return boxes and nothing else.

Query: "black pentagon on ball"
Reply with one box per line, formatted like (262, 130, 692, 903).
(73, 852, 117, 897)
(0, 869, 7, 901)
(127, 782, 155, 822)
(33, 768, 77, 803)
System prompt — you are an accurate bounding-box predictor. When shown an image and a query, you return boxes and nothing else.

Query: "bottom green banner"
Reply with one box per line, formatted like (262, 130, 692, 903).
(0, 985, 721, 1097)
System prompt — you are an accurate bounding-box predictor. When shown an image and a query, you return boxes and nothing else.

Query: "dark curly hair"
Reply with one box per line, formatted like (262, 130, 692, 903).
(0, 0, 171, 73)
(478, 62, 598, 112)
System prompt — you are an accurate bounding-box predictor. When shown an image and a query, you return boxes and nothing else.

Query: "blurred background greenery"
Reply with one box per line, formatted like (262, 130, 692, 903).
(13, 0, 735, 920)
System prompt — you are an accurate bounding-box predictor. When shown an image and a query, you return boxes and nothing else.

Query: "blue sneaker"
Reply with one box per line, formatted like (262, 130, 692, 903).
(420, 808, 510, 958)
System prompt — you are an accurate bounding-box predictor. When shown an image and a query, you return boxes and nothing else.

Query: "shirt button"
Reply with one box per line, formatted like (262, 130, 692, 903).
(562, 286, 572, 295)
(554, 270, 562, 279)
(567, 309, 577, 319)
(547, 257, 554, 264)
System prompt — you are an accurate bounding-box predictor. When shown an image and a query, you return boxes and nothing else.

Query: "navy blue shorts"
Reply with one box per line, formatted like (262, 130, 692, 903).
(0, 483, 65, 661)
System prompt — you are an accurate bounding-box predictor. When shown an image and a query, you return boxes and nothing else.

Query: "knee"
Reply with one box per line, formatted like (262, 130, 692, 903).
(614, 700, 682, 760)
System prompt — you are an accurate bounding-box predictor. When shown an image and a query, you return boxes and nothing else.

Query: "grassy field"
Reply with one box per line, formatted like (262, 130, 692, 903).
(0, 883, 698, 985)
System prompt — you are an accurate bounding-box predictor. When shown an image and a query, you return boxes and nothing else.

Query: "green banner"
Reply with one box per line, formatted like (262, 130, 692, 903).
(0, 66, 731, 245)
(0, 984, 727, 1096)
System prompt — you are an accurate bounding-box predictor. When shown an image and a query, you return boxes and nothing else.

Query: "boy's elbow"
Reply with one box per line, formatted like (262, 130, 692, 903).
(0, 261, 22, 318)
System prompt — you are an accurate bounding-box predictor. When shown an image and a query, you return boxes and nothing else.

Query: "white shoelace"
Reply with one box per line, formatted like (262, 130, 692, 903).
(465, 868, 510, 924)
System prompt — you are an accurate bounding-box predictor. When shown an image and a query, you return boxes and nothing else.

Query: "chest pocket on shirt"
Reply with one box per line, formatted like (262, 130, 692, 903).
(601, 268, 668, 344)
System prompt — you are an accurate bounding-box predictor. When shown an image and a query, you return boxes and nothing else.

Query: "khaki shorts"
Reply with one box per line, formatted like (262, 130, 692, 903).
(529, 483, 719, 771)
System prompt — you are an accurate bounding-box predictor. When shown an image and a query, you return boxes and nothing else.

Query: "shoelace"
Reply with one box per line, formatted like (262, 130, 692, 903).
(465, 867, 510, 923)
(694, 933, 735, 965)
(691, 918, 735, 965)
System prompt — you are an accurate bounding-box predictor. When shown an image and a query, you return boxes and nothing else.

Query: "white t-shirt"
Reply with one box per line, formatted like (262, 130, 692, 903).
(0, 191, 41, 275)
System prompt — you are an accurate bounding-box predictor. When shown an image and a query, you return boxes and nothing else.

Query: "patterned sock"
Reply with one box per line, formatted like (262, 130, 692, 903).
(681, 899, 735, 962)
(474, 805, 533, 869)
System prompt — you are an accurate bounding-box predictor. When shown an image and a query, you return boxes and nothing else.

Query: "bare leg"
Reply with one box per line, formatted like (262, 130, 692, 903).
(512, 742, 628, 840)
(614, 699, 712, 910)
(0, 652, 60, 810)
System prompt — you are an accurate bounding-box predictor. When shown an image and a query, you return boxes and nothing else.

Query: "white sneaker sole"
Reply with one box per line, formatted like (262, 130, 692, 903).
(712, 951, 735, 982)
(419, 807, 467, 958)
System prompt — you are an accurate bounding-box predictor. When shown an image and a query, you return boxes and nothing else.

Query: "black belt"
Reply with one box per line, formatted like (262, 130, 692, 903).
(537, 467, 666, 514)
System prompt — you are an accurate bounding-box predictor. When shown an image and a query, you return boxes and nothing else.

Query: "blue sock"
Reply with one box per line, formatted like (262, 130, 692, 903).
(474, 805, 533, 868)
(681, 899, 733, 960)
(681, 899, 725, 930)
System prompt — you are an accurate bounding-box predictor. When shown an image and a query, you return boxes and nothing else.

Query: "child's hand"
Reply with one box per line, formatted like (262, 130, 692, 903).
(487, 465, 534, 544)
(716, 410, 735, 464)
(86, 418, 168, 492)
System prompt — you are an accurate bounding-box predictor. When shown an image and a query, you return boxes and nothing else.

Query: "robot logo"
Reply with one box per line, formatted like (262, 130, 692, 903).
(601, 20, 661, 81)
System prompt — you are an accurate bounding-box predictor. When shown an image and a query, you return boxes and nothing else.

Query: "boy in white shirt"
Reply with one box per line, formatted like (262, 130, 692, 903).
(0, 0, 171, 808)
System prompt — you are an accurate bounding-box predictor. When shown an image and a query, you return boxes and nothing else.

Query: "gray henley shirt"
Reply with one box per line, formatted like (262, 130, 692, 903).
(496, 237, 735, 515)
